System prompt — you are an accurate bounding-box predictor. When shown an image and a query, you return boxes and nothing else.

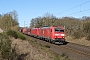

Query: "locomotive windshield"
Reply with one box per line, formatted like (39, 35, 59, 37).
(55, 28, 64, 32)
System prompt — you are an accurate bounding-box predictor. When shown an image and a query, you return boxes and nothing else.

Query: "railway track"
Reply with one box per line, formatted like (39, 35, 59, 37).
(48, 42, 90, 59)
(27, 35, 90, 60)
(58, 44, 90, 58)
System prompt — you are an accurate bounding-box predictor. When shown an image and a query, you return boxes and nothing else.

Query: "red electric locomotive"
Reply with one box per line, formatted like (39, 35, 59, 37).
(30, 28, 39, 37)
(27, 28, 31, 35)
(21, 26, 66, 44)
(38, 26, 65, 44)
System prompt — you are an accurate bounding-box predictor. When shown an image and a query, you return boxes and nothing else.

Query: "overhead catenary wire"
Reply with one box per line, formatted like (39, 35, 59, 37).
(58, 0, 90, 14)
(68, 9, 90, 15)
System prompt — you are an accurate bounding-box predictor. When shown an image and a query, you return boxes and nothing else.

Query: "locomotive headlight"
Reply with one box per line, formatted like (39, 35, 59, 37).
(61, 34, 65, 36)
(55, 34, 59, 36)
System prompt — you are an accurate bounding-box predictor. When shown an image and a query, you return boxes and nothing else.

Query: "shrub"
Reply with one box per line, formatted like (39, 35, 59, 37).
(7, 30, 26, 40)
(60, 52, 67, 57)
(0, 33, 17, 59)
(54, 55, 60, 60)
(60, 52, 71, 60)
(73, 31, 84, 39)
(44, 45, 50, 48)
(73, 32, 81, 39)
(83, 22, 90, 33)
(7, 30, 18, 39)
(17, 32, 26, 40)
(86, 33, 90, 41)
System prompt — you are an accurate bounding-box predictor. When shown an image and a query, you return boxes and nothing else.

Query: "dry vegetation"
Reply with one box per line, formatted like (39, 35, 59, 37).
(0, 30, 71, 60)
(0, 10, 19, 31)
(66, 36, 90, 46)
(11, 37, 71, 60)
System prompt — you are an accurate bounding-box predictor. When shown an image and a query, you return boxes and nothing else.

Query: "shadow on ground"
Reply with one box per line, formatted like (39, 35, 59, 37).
(17, 53, 29, 60)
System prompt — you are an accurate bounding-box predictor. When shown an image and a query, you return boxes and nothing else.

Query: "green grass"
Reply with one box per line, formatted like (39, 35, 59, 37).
(7, 30, 26, 40)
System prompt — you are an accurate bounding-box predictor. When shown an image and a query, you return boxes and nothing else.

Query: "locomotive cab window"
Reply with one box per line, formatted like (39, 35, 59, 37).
(55, 28, 64, 32)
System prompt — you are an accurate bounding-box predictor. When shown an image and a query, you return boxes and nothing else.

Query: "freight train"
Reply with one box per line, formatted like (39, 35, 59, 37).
(21, 26, 66, 44)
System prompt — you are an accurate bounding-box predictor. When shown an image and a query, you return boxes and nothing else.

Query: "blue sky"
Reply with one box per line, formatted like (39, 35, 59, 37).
(0, 0, 90, 27)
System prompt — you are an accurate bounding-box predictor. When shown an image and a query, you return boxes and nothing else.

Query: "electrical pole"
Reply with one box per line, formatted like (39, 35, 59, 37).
(24, 21, 25, 27)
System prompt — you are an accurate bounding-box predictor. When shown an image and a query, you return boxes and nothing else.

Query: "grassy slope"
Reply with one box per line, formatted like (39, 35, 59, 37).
(11, 37, 71, 60)
(66, 36, 90, 46)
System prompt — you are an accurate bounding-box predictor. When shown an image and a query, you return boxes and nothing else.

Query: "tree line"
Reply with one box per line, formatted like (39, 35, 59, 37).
(0, 10, 19, 31)
(30, 13, 90, 40)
